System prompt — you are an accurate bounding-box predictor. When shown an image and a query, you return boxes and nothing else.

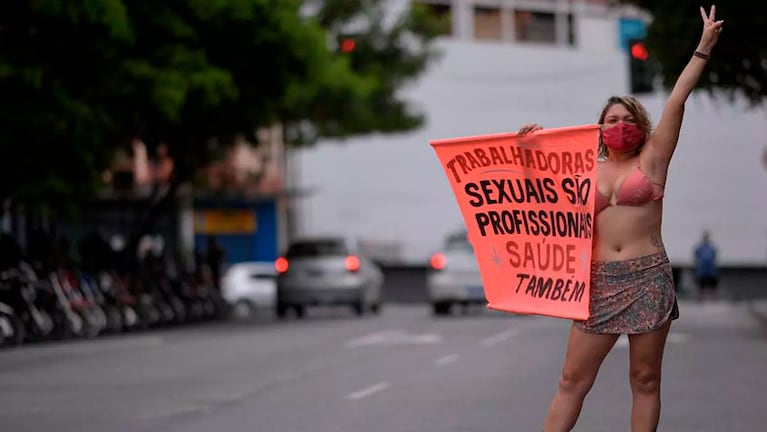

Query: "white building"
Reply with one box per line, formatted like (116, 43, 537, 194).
(293, 0, 767, 267)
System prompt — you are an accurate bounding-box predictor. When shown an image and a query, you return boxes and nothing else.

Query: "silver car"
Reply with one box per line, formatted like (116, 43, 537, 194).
(426, 231, 486, 316)
(274, 237, 384, 318)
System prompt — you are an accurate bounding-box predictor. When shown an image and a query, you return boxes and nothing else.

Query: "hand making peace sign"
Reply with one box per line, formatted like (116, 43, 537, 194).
(698, 5, 724, 53)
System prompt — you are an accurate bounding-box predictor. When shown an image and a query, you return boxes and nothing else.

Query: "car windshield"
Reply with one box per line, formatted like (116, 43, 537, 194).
(286, 240, 348, 257)
(444, 232, 472, 251)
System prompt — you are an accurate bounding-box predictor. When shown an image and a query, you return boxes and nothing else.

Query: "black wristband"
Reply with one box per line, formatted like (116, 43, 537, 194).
(693, 51, 710, 60)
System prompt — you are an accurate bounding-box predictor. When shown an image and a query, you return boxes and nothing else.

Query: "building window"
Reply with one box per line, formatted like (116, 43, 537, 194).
(473, 6, 502, 40)
(417, 1, 453, 36)
(514, 10, 556, 43)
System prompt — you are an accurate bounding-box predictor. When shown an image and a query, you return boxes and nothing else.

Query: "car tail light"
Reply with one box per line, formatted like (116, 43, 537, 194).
(430, 253, 446, 270)
(274, 257, 289, 273)
(345, 255, 360, 272)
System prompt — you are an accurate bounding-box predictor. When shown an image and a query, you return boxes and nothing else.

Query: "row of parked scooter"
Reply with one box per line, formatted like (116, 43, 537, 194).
(0, 261, 229, 347)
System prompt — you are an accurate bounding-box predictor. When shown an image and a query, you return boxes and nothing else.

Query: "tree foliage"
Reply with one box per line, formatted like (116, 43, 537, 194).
(292, 0, 446, 139)
(631, 1, 766, 106)
(0, 0, 444, 210)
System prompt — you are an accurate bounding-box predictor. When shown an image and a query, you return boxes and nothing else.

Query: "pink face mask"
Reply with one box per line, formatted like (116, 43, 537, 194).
(602, 123, 644, 152)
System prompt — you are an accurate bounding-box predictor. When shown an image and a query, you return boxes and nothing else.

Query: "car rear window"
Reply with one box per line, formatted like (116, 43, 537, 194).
(286, 240, 348, 257)
(445, 232, 472, 251)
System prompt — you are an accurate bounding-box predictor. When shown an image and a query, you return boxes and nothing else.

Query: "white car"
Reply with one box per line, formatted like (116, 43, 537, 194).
(221, 262, 277, 319)
(426, 231, 485, 316)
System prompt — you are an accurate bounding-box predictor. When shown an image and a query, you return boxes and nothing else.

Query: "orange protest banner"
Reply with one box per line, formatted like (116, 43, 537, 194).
(430, 125, 600, 320)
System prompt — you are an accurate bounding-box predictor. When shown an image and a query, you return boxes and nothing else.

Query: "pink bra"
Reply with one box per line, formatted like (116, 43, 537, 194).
(595, 161, 664, 214)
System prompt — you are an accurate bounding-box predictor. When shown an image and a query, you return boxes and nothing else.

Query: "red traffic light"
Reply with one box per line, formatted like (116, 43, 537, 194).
(340, 38, 356, 53)
(630, 42, 649, 61)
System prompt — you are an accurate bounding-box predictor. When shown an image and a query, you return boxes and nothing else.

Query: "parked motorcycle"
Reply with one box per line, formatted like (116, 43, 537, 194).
(0, 265, 55, 343)
(80, 273, 124, 334)
(98, 272, 140, 331)
(0, 300, 23, 347)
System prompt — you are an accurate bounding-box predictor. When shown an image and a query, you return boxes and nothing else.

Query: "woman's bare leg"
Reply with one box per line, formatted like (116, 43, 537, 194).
(627, 321, 672, 432)
(543, 324, 619, 432)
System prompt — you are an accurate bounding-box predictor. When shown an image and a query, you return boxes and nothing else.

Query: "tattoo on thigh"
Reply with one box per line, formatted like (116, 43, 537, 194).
(650, 235, 664, 248)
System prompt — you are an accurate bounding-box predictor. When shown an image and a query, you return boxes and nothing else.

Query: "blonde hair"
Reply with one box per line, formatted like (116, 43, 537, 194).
(597, 96, 652, 159)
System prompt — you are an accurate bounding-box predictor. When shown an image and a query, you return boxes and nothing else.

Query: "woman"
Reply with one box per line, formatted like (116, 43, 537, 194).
(518, 6, 723, 432)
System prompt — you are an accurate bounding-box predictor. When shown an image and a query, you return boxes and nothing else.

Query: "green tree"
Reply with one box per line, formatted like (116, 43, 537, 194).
(287, 0, 446, 140)
(630, 1, 766, 106)
(0, 0, 444, 215)
(0, 0, 133, 211)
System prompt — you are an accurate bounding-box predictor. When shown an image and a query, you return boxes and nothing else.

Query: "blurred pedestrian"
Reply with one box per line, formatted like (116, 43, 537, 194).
(518, 6, 723, 431)
(206, 235, 225, 290)
(693, 230, 719, 301)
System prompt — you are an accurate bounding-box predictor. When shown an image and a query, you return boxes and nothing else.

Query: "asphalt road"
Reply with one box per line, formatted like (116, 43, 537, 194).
(1, 298, 766, 432)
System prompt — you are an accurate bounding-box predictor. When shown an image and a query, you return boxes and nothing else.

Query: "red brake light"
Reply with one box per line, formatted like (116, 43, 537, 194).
(275, 257, 289, 273)
(430, 253, 446, 270)
(345, 255, 360, 272)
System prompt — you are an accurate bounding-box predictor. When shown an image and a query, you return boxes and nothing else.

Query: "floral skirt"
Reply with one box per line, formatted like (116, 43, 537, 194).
(573, 252, 679, 335)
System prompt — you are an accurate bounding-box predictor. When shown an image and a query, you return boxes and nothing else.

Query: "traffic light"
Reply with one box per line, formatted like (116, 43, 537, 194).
(339, 37, 356, 53)
(336, 34, 358, 54)
(628, 38, 654, 94)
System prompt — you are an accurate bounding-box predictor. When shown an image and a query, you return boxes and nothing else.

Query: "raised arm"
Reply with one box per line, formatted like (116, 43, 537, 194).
(647, 5, 724, 162)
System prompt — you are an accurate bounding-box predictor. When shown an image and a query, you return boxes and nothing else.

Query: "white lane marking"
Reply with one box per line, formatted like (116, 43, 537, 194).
(200, 388, 254, 404)
(346, 330, 404, 347)
(615, 335, 629, 348)
(480, 328, 518, 347)
(615, 332, 689, 349)
(346, 330, 441, 348)
(667, 332, 689, 344)
(139, 403, 211, 420)
(434, 354, 460, 367)
(345, 382, 391, 400)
